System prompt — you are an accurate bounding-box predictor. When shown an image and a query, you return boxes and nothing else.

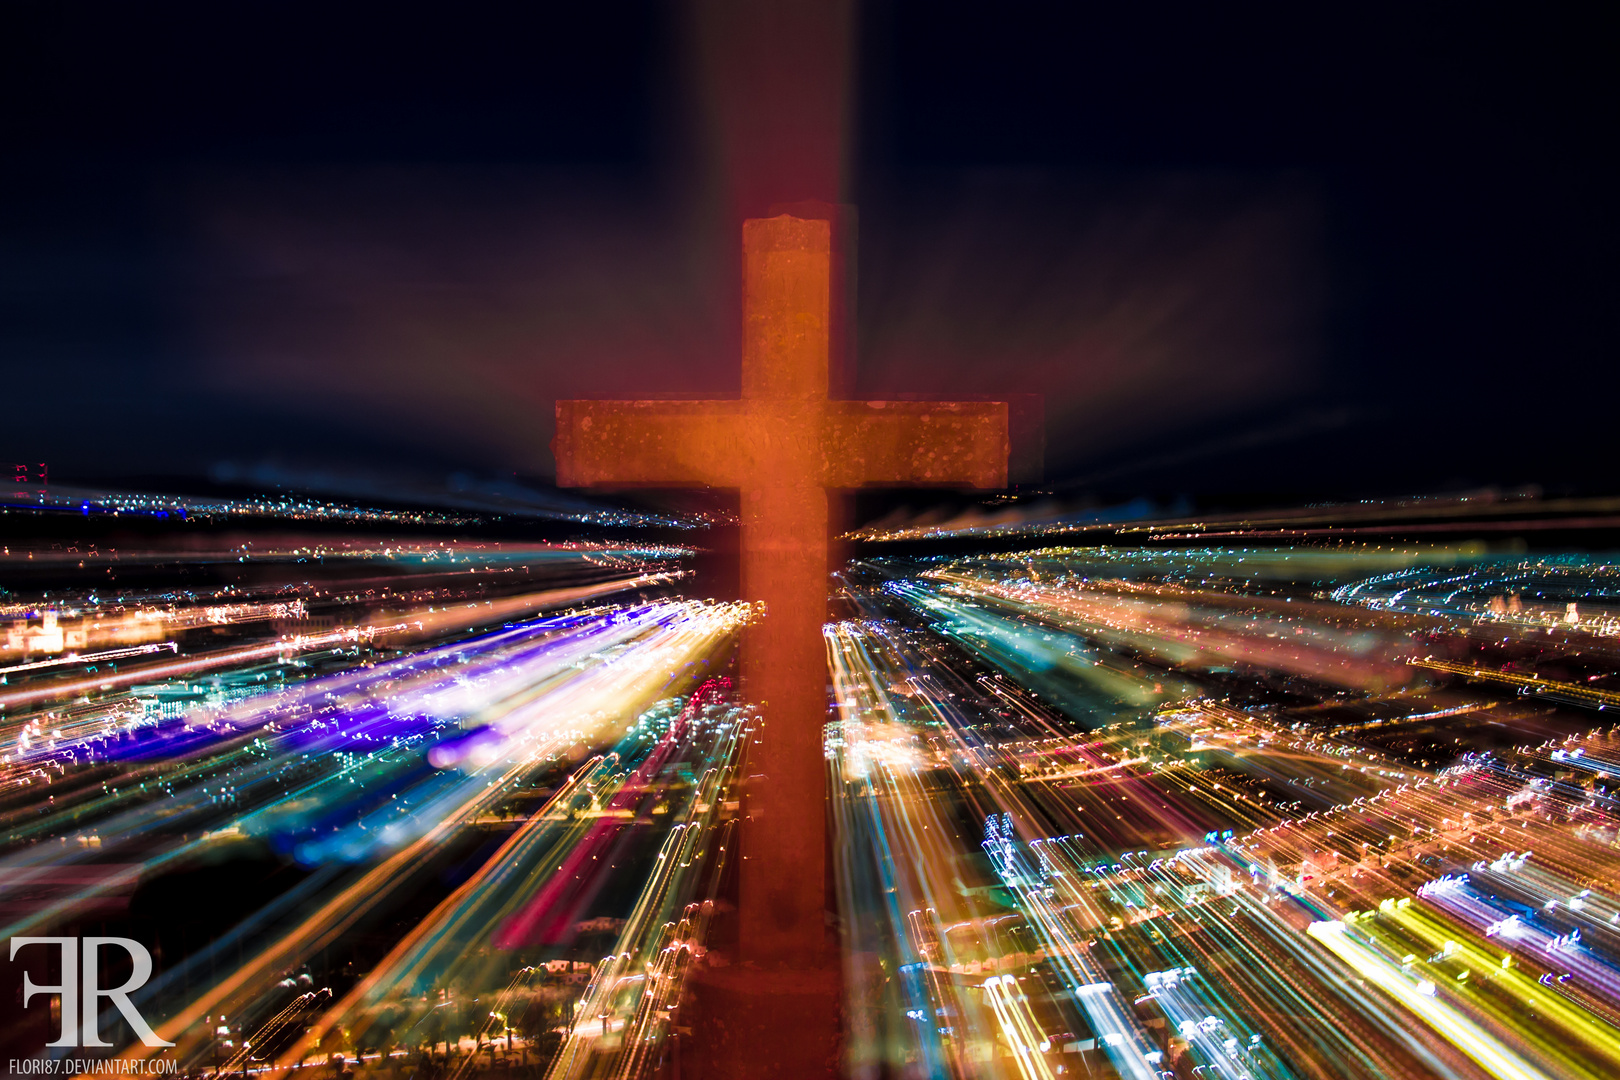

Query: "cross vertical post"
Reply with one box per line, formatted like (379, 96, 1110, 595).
(736, 217, 835, 964)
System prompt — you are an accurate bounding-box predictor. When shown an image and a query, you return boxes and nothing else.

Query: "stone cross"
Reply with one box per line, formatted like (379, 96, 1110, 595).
(553, 212, 1008, 964)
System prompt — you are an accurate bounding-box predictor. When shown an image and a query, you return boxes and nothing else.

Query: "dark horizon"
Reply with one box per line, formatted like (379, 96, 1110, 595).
(2, 1, 1613, 510)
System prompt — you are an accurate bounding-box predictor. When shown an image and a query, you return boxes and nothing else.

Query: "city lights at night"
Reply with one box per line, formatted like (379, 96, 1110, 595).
(8, 531, 1620, 1077)
(1, 1, 1613, 1078)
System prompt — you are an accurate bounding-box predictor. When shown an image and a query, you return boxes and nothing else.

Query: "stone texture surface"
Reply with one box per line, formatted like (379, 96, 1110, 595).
(682, 964, 843, 1080)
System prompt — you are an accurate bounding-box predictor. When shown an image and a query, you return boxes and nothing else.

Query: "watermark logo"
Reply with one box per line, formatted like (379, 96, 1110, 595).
(9, 938, 173, 1048)
(8, 1061, 177, 1075)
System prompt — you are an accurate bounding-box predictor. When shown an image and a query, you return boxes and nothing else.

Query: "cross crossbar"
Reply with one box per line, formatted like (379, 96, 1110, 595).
(551, 213, 1009, 965)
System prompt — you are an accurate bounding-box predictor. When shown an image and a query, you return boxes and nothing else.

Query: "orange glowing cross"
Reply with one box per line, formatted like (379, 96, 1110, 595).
(553, 212, 1008, 964)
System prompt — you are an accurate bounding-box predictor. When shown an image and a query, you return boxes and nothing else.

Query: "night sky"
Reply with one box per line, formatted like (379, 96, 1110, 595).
(1, 2, 1612, 509)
